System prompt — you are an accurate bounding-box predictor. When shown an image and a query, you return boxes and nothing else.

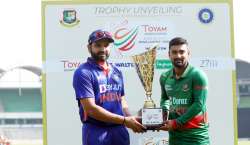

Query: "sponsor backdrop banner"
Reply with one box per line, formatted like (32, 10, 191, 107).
(42, 1, 236, 145)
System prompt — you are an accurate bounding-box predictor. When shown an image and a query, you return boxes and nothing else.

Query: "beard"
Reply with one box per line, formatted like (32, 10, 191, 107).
(90, 50, 110, 62)
(172, 59, 188, 68)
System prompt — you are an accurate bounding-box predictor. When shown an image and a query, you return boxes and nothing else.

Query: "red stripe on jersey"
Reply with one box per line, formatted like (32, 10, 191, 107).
(181, 112, 208, 129)
(98, 62, 110, 76)
(194, 85, 207, 90)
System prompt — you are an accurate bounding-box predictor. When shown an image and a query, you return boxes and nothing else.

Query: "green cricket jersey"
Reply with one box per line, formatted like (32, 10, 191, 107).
(160, 64, 210, 145)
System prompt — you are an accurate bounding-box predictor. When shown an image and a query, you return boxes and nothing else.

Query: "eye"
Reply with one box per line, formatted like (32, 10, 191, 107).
(179, 50, 185, 54)
(94, 43, 102, 48)
(104, 43, 109, 48)
(171, 50, 177, 55)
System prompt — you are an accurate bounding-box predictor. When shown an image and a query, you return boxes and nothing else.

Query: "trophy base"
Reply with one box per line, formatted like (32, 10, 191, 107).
(135, 116, 163, 130)
(141, 108, 163, 130)
(144, 124, 163, 130)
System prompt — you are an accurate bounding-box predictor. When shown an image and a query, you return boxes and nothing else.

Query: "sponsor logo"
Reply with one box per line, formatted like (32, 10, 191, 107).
(109, 20, 171, 57)
(156, 59, 172, 69)
(114, 26, 139, 51)
(110, 62, 135, 68)
(61, 60, 81, 71)
(99, 84, 107, 93)
(99, 84, 122, 93)
(60, 9, 80, 27)
(172, 98, 188, 105)
(198, 8, 214, 24)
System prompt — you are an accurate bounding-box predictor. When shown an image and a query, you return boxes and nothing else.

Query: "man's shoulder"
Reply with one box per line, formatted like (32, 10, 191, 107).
(110, 63, 122, 74)
(189, 66, 206, 76)
(189, 66, 208, 83)
(160, 69, 172, 78)
(74, 62, 92, 76)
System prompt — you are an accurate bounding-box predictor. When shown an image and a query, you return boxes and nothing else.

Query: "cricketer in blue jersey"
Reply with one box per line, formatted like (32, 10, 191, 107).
(73, 29, 146, 145)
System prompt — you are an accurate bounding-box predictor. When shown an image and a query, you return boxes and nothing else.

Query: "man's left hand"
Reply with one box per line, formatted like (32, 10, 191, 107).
(158, 120, 178, 131)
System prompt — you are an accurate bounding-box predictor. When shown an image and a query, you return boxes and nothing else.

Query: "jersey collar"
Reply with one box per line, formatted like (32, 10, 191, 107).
(87, 57, 112, 72)
(170, 64, 192, 79)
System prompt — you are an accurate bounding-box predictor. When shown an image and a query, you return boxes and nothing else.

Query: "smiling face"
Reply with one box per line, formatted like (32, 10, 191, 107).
(169, 44, 190, 69)
(88, 39, 112, 62)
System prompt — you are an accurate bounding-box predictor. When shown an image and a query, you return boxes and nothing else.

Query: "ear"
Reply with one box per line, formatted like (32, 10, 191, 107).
(187, 48, 190, 56)
(87, 44, 91, 53)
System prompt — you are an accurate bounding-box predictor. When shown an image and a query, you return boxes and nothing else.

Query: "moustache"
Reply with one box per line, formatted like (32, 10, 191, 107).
(97, 51, 106, 55)
(174, 59, 183, 62)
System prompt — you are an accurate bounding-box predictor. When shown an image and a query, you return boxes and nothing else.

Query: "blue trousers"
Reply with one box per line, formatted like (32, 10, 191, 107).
(82, 123, 130, 145)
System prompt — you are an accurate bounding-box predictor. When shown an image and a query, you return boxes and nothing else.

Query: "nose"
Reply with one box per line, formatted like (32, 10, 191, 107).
(98, 45, 106, 51)
(175, 52, 182, 58)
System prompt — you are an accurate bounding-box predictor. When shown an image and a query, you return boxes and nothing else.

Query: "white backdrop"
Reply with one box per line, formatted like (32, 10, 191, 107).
(43, 2, 236, 145)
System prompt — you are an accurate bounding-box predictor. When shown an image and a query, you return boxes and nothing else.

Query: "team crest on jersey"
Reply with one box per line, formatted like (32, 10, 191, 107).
(112, 74, 120, 82)
(182, 84, 189, 92)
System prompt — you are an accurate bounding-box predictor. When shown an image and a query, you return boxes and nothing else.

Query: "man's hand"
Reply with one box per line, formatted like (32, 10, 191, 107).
(124, 116, 147, 133)
(158, 119, 178, 131)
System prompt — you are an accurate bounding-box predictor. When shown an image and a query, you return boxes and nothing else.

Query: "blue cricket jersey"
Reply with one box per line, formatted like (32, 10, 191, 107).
(73, 57, 125, 126)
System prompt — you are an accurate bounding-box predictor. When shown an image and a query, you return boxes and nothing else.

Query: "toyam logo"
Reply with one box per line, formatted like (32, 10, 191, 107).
(142, 24, 167, 34)
(60, 9, 80, 27)
(109, 20, 172, 57)
(61, 60, 81, 71)
(113, 26, 139, 51)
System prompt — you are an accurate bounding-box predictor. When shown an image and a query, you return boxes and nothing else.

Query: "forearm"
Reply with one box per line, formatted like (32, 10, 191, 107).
(80, 99, 124, 125)
(83, 99, 146, 133)
(160, 97, 170, 111)
(176, 102, 203, 125)
(177, 90, 207, 125)
(121, 96, 131, 116)
(86, 104, 125, 124)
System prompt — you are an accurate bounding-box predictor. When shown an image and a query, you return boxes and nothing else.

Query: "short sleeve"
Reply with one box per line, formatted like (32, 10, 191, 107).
(73, 69, 95, 100)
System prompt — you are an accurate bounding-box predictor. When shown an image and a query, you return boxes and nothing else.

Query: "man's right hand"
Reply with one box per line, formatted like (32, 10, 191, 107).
(124, 116, 147, 133)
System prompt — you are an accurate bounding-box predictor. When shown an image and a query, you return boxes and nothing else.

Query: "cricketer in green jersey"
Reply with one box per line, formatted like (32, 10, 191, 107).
(159, 37, 210, 145)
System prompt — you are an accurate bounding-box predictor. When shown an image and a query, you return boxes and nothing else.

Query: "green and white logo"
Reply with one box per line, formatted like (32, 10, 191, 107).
(60, 10, 80, 27)
(156, 59, 172, 69)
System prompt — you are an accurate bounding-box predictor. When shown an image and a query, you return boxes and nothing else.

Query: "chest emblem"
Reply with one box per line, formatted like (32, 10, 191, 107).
(112, 74, 120, 82)
(182, 84, 189, 92)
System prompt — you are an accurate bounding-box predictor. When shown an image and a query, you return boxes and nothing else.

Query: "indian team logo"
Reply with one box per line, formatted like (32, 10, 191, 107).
(112, 74, 120, 83)
(182, 84, 189, 92)
(60, 9, 80, 27)
(198, 8, 214, 24)
(113, 26, 139, 51)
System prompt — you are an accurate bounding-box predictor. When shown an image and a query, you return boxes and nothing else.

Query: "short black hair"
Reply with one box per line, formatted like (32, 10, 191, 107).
(169, 37, 188, 50)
